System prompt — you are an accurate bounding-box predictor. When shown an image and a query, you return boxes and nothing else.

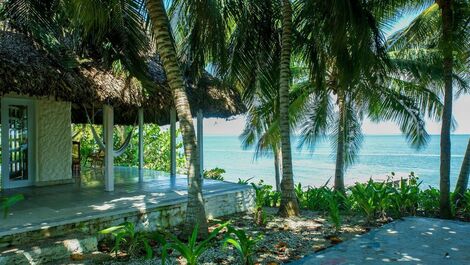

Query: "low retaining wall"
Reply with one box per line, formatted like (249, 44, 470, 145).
(0, 185, 255, 247)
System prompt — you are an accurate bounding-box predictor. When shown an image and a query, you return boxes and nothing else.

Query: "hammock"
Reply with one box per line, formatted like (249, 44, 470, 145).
(84, 106, 136, 157)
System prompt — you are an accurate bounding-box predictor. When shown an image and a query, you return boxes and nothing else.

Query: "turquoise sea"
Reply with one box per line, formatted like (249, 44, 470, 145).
(203, 135, 469, 189)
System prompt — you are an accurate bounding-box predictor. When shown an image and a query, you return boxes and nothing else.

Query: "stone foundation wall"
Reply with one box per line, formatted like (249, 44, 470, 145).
(0, 186, 255, 247)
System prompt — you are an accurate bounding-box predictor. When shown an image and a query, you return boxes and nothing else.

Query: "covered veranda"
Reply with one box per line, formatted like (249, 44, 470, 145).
(0, 166, 254, 245)
(0, 30, 251, 247)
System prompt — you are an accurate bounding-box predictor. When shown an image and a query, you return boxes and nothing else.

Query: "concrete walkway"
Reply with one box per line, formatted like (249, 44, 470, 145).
(291, 217, 470, 265)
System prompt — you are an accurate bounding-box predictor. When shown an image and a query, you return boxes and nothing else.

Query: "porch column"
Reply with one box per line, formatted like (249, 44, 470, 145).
(138, 108, 144, 182)
(170, 108, 177, 182)
(104, 104, 114, 192)
(197, 110, 204, 178)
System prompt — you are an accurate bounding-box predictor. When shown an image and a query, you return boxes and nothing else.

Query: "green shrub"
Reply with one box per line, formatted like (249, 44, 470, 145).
(389, 177, 421, 218)
(303, 186, 332, 212)
(325, 192, 342, 234)
(203, 167, 226, 181)
(99, 222, 160, 259)
(162, 223, 226, 265)
(237, 178, 253, 185)
(1, 194, 24, 219)
(418, 187, 440, 217)
(224, 225, 261, 265)
(349, 180, 393, 222)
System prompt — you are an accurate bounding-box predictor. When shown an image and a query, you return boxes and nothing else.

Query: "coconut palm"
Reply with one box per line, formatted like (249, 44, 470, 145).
(454, 138, 470, 206)
(220, 0, 299, 216)
(292, 0, 450, 192)
(387, 0, 469, 218)
(239, 78, 282, 192)
(293, 0, 389, 192)
(145, 0, 209, 236)
(277, 0, 300, 217)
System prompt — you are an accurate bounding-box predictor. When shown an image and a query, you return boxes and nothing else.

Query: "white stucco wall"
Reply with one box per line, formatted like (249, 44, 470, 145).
(36, 99, 72, 183)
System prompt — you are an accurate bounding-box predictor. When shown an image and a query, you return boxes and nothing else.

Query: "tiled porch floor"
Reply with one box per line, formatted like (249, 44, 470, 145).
(0, 166, 248, 237)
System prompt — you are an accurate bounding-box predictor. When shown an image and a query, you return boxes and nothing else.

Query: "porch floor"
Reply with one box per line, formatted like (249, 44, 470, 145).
(0, 166, 250, 238)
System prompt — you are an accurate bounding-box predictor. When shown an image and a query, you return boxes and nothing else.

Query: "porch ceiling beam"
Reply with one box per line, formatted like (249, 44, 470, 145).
(104, 104, 114, 192)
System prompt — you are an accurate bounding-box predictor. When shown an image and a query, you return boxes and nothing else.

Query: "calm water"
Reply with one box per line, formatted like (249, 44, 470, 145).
(204, 135, 469, 189)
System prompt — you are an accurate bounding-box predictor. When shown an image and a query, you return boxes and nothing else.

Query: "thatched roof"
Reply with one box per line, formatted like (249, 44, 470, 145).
(0, 31, 246, 125)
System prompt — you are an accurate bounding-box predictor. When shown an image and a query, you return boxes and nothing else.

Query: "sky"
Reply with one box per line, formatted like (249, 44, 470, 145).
(202, 12, 470, 136)
(203, 93, 470, 136)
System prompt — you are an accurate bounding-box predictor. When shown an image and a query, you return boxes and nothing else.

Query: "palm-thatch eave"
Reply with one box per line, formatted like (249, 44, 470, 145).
(0, 30, 246, 126)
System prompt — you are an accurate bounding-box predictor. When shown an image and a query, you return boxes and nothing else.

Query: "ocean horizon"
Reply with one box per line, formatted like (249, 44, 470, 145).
(203, 134, 469, 189)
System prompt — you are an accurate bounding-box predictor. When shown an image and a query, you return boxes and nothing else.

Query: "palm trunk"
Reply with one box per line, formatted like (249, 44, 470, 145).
(146, 0, 208, 236)
(334, 93, 346, 193)
(274, 146, 281, 192)
(438, 0, 453, 219)
(453, 138, 470, 206)
(278, 0, 300, 217)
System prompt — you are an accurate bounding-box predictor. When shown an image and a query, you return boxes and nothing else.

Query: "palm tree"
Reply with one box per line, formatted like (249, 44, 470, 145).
(146, 0, 208, 236)
(220, 0, 299, 216)
(438, 0, 455, 219)
(277, 0, 300, 217)
(293, 0, 448, 191)
(453, 138, 470, 206)
(387, 0, 469, 218)
(239, 81, 282, 192)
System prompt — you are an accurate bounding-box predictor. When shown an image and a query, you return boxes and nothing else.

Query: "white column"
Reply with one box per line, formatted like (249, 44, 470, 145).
(138, 108, 144, 182)
(170, 108, 177, 179)
(197, 110, 204, 178)
(104, 104, 114, 192)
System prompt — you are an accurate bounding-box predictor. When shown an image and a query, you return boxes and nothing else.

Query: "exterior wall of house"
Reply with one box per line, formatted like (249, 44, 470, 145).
(36, 99, 72, 185)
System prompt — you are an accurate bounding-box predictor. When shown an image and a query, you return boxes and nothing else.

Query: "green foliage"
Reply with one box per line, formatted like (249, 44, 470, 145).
(99, 222, 161, 259)
(349, 180, 393, 223)
(388, 177, 421, 217)
(251, 181, 272, 209)
(325, 192, 342, 234)
(72, 124, 186, 173)
(303, 186, 334, 212)
(237, 178, 253, 185)
(418, 187, 441, 217)
(203, 168, 226, 181)
(458, 191, 470, 219)
(162, 223, 226, 265)
(223, 225, 261, 265)
(1, 194, 24, 219)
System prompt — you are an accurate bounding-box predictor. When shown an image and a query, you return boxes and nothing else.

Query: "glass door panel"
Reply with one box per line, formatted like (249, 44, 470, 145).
(8, 105, 29, 182)
(1, 98, 34, 189)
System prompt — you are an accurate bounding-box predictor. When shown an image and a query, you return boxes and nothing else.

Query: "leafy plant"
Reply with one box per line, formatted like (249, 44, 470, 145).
(162, 223, 226, 265)
(349, 180, 393, 223)
(418, 187, 441, 217)
(99, 222, 159, 259)
(389, 177, 421, 217)
(267, 190, 281, 207)
(1, 194, 24, 218)
(203, 167, 226, 181)
(325, 192, 342, 234)
(294, 183, 306, 207)
(237, 178, 253, 185)
(223, 225, 261, 265)
(251, 181, 273, 208)
(251, 181, 273, 225)
(304, 186, 333, 212)
(458, 191, 470, 219)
